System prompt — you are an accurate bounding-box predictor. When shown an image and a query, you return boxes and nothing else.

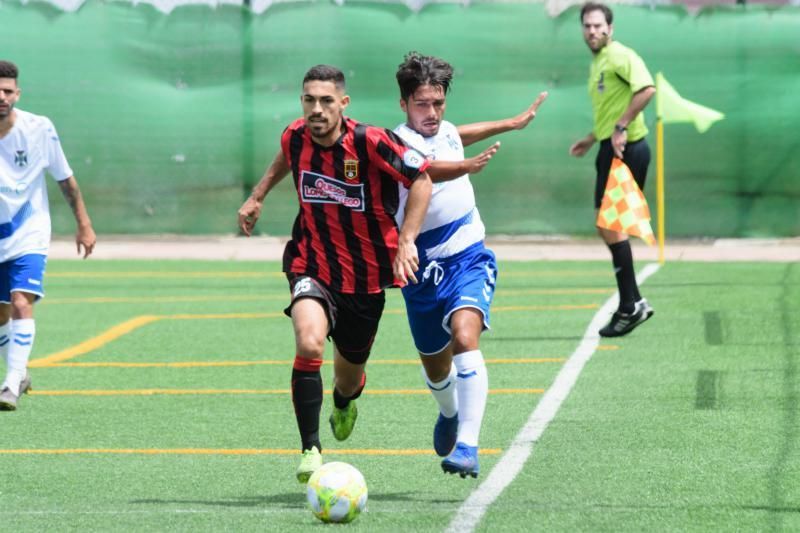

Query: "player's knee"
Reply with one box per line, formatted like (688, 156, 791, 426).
(9, 293, 34, 319)
(295, 333, 326, 359)
(451, 328, 480, 354)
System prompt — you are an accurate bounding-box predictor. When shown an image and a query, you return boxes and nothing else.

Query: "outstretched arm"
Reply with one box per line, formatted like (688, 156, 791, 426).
(57, 176, 95, 259)
(237, 150, 291, 236)
(427, 142, 500, 183)
(394, 172, 433, 285)
(457, 91, 548, 147)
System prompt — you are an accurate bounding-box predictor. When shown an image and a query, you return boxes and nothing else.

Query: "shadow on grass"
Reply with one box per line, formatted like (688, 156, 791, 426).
(485, 336, 585, 342)
(131, 494, 305, 508)
(130, 491, 461, 508)
(370, 492, 462, 504)
(741, 505, 800, 514)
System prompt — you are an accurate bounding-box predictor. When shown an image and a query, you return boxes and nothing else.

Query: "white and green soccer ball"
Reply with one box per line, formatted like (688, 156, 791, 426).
(306, 462, 368, 523)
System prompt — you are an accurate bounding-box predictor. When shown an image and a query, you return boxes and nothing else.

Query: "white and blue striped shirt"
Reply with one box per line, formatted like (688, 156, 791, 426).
(0, 109, 73, 262)
(394, 120, 485, 263)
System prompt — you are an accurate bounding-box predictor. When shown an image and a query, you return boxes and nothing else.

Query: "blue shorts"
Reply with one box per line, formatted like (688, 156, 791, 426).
(0, 254, 47, 303)
(402, 243, 497, 355)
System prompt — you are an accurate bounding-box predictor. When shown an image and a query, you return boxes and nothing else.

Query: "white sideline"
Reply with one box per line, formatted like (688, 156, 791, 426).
(445, 262, 662, 533)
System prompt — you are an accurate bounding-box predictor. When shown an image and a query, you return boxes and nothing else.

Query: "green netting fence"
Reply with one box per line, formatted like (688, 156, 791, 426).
(2, 1, 798, 237)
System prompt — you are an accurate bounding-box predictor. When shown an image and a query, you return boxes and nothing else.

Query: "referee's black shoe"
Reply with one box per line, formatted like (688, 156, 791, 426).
(599, 299, 654, 337)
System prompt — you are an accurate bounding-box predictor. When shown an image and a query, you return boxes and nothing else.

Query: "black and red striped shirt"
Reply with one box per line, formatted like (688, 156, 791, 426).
(281, 116, 430, 294)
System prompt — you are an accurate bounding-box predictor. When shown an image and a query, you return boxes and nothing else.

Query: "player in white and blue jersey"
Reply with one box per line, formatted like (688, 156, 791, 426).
(394, 52, 547, 477)
(0, 60, 96, 410)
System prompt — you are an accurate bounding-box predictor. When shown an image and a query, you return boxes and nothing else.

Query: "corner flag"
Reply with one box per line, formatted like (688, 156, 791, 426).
(655, 73, 725, 133)
(654, 72, 725, 262)
(596, 158, 655, 246)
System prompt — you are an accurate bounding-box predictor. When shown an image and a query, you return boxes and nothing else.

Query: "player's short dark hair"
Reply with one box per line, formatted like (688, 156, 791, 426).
(0, 60, 19, 80)
(396, 52, 454, 101)
(580, 2, 613, 24)
(303, 65, 346, 91)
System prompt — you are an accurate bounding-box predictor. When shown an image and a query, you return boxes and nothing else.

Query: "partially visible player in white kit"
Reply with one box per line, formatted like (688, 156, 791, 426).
(393, 52, 547, 477)
(0, 60, 96, 410)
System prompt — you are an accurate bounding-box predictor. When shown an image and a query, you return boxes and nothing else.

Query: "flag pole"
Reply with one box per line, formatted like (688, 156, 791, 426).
(656, 117, 665, 264)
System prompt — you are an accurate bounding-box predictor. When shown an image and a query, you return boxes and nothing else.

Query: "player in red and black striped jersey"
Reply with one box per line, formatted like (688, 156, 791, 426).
(237, 65, 432, 483)
(280, 114, 428, 294)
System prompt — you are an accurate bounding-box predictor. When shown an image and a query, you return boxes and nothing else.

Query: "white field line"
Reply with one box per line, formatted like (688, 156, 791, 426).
(446, 263, 661, 533)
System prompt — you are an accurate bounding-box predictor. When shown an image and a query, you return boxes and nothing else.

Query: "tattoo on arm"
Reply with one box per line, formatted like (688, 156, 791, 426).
(58, 179, 81, 215)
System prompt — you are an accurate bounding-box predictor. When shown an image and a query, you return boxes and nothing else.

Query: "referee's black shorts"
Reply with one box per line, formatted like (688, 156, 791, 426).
(594, 137, 651, 209)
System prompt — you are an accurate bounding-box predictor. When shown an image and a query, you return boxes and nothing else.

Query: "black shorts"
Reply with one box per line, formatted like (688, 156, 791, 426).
(594, 137, 651, 208)
(284, 274, 386, 365)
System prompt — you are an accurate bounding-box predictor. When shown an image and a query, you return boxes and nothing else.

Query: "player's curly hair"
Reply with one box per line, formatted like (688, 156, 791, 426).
(396, 52, 453, 101)
(303, 65, 345, 91)
(580, 2, 613, 24)
(0, 60, 19, 80)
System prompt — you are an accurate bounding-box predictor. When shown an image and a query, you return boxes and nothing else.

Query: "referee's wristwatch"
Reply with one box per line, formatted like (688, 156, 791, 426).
(614, 124, 627, 133)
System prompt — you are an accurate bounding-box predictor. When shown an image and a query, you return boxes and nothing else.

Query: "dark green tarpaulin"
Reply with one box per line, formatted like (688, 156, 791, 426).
(2, 1, 798, 236)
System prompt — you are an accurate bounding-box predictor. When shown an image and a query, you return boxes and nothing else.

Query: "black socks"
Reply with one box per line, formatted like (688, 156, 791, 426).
(608, 240, 640, 313)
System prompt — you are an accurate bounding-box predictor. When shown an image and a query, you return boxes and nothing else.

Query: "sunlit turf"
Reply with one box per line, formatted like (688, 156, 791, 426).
(1, 260, 797, 531)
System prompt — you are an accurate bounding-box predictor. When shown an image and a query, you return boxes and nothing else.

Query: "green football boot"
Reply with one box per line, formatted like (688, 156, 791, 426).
(329, 401, 358, 441)
(296, 446, 322, 484)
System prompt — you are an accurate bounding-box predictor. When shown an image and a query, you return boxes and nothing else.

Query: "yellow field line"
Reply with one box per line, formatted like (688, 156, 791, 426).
(30, 302, 598, 367)
(42, 295, 280, 305)
(48, 271, 283, 279)
(496, 288, 613, 296)
(29, 316, 162, 368)
(385, 304, 597, 316)
(29, 388, 544, 397)
(0, 448, 502, 456)
(41, 357, 567, 369)
(29, 312, 283, 367)
(502, 270, 611, 278)
(41, 288, 612, 305)
(166, 312, 284, 320)
(44, 360, 300, 368)
(47, 270, 608, 280)
(492, 304, 598, 312)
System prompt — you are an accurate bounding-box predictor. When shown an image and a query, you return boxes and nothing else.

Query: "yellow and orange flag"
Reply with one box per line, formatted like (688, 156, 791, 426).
(596, 158, 655, 246)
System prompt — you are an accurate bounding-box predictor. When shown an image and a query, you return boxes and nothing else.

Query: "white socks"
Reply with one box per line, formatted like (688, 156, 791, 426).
(453, 349, 488, 448)
(0, 321, 9, 366)
(2, 319, 35, 396)
(423, 364, 458, 418)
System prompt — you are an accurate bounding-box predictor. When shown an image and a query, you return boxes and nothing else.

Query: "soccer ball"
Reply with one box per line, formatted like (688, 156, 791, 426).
(306, 462, 368, 523)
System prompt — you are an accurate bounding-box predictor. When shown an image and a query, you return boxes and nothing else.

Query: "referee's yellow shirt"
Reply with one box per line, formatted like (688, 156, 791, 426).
(588, 40, 654, 142)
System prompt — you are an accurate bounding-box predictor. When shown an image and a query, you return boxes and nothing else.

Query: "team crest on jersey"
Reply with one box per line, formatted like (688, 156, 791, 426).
(344, 159, 359, 180)
(597, 72, 605, 93)
(14, 150, 28, 168)
(300, 170, 365, 212)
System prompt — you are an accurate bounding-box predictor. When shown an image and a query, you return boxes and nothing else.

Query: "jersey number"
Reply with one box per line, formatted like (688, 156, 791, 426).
(293, 278, 312, 297)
